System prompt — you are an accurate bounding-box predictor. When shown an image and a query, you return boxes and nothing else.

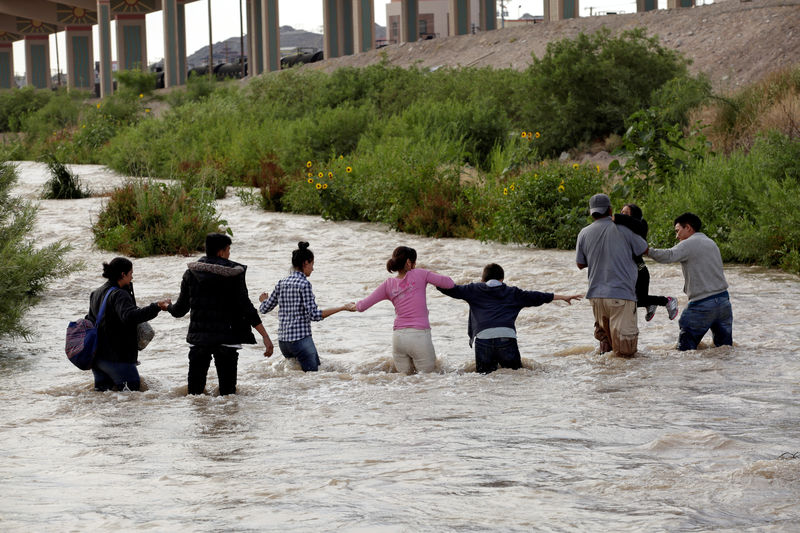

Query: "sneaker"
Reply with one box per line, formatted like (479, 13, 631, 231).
(645, 305, 658, 321)
(666, 297, 679, 320)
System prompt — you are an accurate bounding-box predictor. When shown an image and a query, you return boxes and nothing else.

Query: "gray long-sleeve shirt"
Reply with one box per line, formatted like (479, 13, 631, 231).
(648, 232, 728, 302)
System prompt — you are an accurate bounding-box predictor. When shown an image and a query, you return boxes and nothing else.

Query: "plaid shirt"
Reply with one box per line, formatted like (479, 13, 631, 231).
(259, 271, 323, 342)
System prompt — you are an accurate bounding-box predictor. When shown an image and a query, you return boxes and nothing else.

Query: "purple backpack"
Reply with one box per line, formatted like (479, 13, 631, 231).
(65, 287, 117, 370)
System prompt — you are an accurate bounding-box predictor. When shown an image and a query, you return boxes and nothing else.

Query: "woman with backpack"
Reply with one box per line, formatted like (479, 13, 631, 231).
(87, 257, 170, 391)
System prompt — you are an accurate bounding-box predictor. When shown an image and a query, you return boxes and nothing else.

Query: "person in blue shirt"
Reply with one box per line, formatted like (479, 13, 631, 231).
(439, 263, 582, 373)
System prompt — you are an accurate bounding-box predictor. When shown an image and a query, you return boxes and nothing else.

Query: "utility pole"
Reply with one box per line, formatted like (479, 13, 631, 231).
(499, 0, 506, 28)
(208, 0, 213, 78)
(239, 0, 245, 78)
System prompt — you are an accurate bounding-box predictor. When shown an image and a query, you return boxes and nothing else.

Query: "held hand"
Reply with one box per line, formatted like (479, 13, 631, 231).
(263, 336, 274, 358)
(259, 292, 269, 303)
(157, 299, 171, 311)
(344, 302, 357, 312)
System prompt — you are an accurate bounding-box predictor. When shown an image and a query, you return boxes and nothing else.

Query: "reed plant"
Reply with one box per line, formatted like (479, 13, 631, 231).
(40, 151, 90, 199)
(92, 179, 228, 257)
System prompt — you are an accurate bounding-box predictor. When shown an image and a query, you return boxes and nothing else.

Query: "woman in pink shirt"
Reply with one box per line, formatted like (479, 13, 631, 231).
(356, 246, 454, 374)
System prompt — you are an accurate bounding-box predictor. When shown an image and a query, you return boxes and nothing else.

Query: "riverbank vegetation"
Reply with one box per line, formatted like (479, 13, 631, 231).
(1, 29, 798, 273)
(0, 162, 78, 338)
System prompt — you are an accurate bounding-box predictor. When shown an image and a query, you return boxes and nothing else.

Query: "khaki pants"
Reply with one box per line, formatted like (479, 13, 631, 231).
(590, 298, 639, 357)
(392, 328, 437, 374)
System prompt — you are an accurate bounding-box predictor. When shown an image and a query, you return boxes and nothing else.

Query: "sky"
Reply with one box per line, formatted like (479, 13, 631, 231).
(13, 0, 664, 77)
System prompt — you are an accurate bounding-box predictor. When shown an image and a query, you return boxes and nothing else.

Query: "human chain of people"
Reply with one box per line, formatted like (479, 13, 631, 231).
(75, 193, 732, 394)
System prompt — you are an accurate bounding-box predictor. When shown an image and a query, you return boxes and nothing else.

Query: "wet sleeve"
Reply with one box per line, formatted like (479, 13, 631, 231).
(648, 240, 691, 264)
(437, 284, 471, 300)
(424, 270, 455, 289)
(259, 282, 280, 314)
(300, 281, 324, 322)
(115, 291, 160, 325)
(517, 288, 554, 307)
(357, 281, 389, 312)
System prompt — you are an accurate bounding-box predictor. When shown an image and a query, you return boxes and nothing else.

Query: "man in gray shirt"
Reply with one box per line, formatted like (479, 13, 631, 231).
(576, 194, 648, 357)
(646, 212, 732, 350)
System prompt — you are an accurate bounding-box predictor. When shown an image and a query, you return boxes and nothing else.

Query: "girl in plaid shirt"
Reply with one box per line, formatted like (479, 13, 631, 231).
(259, 242, 355, 371)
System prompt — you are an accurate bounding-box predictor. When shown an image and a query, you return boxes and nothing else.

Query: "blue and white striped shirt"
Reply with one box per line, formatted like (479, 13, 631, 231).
(259, 270, 323, 342)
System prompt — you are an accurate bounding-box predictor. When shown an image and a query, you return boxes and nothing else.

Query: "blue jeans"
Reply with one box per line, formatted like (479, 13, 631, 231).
(279, 336, 320, 372)
(92, 359, 140, 391)
(678, 291, 733, 351)
(474, 337, 522, 374)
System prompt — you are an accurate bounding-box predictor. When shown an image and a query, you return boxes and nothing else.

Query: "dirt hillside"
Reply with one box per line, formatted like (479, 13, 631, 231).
(308, 0, 800, 92)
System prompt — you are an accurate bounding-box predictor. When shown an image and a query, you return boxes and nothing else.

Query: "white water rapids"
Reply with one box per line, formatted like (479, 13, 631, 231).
(1, 162, 799, 531)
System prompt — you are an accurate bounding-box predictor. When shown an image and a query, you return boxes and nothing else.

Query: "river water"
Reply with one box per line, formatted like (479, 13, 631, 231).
(1, 162, 799, 531)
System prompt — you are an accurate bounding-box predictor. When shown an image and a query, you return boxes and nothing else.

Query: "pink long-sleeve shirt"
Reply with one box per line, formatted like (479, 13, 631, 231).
(356, 268, 454, 330)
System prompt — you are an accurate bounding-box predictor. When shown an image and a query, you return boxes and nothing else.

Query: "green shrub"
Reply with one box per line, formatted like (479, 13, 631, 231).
(634, 132, 800, 273)
(92, 180, 228, 257)
(115, 69, 158, 96)
(515, 28, 691, 156)
(483, 163, 605, 248)
(0, 161, 78, 338)
(41, 152, 90, 199)
(0, 87, 52, 131)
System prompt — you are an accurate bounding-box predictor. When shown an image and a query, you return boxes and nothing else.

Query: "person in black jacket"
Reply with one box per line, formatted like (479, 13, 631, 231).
(439, 263, 582, 373)
(167, 233, 274, 395)
(613, 204, 678, 322)
(88, 257, 170, 392)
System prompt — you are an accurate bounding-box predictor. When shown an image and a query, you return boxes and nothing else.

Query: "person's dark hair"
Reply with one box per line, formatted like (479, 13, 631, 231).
(292, 241, 314, 270)
(102, 257, 132, 281)
(482, 263, 504, 282)
(205, 233, 232, 258)
(624, 203, 643, 220)
(386, 246, 417, 273)
(674, 212, 702, 232)
(591, 207, 611, 219)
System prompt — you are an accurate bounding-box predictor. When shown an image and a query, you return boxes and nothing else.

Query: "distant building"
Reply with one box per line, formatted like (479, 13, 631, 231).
(501, 13, 544, 27)
(385, 0, 485, 43)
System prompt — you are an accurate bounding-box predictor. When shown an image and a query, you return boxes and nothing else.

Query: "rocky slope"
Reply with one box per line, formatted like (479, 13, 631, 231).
(307, 0, 800, 92)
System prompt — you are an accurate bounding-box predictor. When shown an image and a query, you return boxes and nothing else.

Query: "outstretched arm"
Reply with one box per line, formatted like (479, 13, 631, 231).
(552, 293, 583, 305)
(321, 302, 357, 318)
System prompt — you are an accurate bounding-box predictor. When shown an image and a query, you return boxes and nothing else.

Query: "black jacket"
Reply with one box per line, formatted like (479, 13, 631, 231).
(87, 281, 160, 364)
(614, 213, 649, 266)
(168, 256, 262, 346)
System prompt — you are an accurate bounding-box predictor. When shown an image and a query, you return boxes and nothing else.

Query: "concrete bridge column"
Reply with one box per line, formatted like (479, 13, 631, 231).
(177, 0, 187, 84)
(97, 0, 113, 96)
(353, 0, 375, 53)
(0, 42, 12, 89)
(543, 0, 579, 21)
(667, 0, 695, 8)
(636, 0, 658, 11)
(247, 0, 264, 75)
(399, 0, 418, 43)
(323, 0, 354, 59)
(449, 0, 470, 35)
(261, 0, 279, 72)
(24, 35, 50, 89)
(163, 0, 179, 86)
(479, 0, 497, 31)
(115, 14, 147, 71)
(65, 26, 93, 90)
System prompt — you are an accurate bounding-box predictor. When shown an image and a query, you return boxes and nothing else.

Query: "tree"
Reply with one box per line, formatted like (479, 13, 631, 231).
(0, 161, 78, 339)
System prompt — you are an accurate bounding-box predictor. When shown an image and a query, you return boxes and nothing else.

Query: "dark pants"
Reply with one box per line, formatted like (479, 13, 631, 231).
(678, 291, 733, 351)
(188, 345, 239, 395)
(474, 337, 522, 374)
(636, 266, 669, 308)
(92, 359, 140, 391)
(278, 336, 320, 372)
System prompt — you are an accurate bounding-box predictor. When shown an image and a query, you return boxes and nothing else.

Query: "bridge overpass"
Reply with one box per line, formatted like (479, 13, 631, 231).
(0, 0, 694, 96)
